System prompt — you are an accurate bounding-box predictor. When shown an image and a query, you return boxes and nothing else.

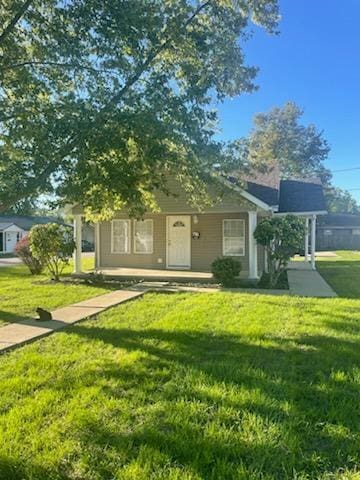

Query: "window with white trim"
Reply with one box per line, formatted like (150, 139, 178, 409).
(111, 220, 130, 253)
(223, 219, 245, 256)
(134, 219, 153, 254)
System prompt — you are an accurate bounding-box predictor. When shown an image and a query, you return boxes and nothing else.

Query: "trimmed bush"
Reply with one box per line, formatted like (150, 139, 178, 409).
(254, 215, 304, 288)
(14, 236, 44, 275)
(211, 257, 241, 287)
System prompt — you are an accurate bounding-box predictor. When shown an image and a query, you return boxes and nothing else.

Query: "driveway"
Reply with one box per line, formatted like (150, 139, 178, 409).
(0, 256, 22, 267)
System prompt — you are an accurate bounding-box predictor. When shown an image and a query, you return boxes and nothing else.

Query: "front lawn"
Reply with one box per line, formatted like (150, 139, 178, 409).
(0, 292, 359, 479)
(0, 256, 112, 326)
(316, 251, 360, 298)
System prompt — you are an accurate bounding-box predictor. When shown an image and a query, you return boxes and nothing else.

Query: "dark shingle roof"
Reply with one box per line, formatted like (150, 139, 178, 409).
(0, 215, 64, 231)
(278, 180, 327, 213)
(223, 174, 327, 214)
(318, 213, 360, 227)
(246, 181, 279, 206)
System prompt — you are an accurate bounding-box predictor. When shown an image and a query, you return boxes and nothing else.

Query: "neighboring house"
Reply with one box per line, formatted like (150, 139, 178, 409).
(70, 175, 327, 278)
(0, 216, 64, 254)
(317, 213, 360, 250)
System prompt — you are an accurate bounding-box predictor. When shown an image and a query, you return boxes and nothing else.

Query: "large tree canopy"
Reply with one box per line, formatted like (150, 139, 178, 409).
(246, 102, 331, 180)
(0, 0, 279, 218)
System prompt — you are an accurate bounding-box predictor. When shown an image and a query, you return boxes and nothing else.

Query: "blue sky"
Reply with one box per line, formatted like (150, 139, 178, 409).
(217, 0, 360, 200)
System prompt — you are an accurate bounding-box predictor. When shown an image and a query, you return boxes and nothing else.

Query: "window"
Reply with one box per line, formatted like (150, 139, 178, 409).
(111, 220, 130, 253)
(134, 219, 153, 254)
(223, 219, 245, 256)
(173, 220, 185, 228)
(352, 229, 360, 235)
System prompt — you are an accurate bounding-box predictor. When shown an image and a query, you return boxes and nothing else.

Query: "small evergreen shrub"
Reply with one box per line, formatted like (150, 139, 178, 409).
(211, 257, 241, 287)
(14, 236, 44, 275)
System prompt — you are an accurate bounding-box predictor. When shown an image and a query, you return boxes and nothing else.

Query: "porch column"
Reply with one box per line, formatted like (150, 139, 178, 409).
(248, 211, 258, 279)
(304, 217, 309, 262)
(95, 222, 100, 269)
(310, 214, 316, 270)
(73, 215, 82, 274)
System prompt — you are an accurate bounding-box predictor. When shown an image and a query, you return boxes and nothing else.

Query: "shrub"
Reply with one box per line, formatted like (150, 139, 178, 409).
(14, 236, 44, 275)
(211, 257, 241, 287)
(254, 215, 304, 288)
(30, 223, 75, 281)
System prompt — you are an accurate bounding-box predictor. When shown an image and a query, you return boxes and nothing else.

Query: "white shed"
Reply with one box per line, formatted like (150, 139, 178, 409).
(0, 223, 26, 253)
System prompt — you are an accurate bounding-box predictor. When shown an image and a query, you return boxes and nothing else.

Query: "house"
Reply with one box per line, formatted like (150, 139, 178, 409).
(316, 213, 360, 250)
(70, 175, 327, 279)
(0, 216, 64, 254)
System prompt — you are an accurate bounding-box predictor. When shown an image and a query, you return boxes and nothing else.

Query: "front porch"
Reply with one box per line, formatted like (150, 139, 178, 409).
(86, 266, 215, 283)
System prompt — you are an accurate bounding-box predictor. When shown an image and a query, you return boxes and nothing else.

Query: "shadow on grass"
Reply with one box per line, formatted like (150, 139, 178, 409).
(53, 324, 359, 479)
(0, 310, 35, 324)
(1, 305, 360, 479)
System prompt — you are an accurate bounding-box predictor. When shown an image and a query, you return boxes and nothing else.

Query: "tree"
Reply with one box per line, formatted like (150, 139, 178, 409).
(244, 102, 360, 214)
(0, 0, 279, 218)
(2, 198, 38, 216)
(254, 215, 304, 287)
(29, 223, 75, 281)
(246, 102, 331, 180)
(324, 186, 360, 214)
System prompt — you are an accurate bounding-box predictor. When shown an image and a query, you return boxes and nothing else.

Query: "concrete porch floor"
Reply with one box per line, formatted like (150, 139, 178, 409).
(94, 267, 214, 282)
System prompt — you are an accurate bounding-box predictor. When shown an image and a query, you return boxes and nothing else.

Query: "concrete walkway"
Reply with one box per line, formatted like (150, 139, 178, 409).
(0, 290, 144, 354)
(0, 264, 337, 354)
(287, 261, 337, 298)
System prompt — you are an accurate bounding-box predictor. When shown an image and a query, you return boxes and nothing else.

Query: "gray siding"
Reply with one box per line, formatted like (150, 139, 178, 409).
(316, 227, 360, 251)
(154, 178, 254, 213)
(99, 212, 251, 274)
(71, 176, 259, 216)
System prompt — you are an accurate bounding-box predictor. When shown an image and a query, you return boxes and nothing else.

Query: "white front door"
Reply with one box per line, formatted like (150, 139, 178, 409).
(5, 232, 19, 252)
(167, 215, 191, 269)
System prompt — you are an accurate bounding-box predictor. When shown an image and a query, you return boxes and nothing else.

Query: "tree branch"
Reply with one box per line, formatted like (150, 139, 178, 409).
(0, 60, 118, 74)
(99, 0, 212, 120)
(0, 0, 33, 46)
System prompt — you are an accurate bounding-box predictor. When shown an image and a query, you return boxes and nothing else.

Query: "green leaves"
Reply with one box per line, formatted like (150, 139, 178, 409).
(29, 223, 75, 280)
(254, 215, 304, 287)
(0, 0, 280, 217)
(247, 102, 331, 179)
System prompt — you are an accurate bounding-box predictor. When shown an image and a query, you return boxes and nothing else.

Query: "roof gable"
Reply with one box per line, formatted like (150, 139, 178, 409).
(278, 179, 327, 214)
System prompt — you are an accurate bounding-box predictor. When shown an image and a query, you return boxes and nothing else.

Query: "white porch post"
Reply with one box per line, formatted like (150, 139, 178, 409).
(248, 211, 258, 279)
(73, 215, 82, 274)
(95, 222, 100, 269)
(304, 217, 309, 262)
(310, 214, 317, 270)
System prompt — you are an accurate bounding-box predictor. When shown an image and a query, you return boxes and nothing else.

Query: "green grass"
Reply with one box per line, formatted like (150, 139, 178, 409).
(0, 256, 113, 326)
(0, 292, 359, 479)
(316, 251, 360, 298)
